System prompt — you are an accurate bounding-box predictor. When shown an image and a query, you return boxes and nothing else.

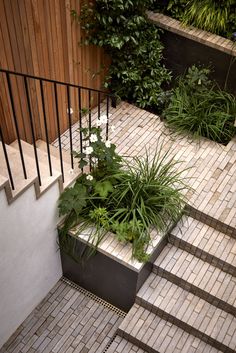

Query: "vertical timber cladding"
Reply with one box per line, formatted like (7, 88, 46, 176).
(0, 0, 109, 144)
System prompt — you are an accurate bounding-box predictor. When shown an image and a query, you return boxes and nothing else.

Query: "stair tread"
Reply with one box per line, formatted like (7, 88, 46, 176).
(36, 139, 81, 188)
(154, 244, 236, 310)
(11, 140, 61, 194)
(171, 216, 236, 268)
(0, 142, 38, 199)
(0, 174, 9, 190)
(36, 139, 72, 165)
(106, 336, 147, 353)
(119, 304, 223, 353)
(136, 273, 236, 351)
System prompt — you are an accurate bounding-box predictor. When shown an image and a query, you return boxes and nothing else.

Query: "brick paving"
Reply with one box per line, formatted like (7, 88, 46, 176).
(55, 101, 236, 233)
(117, 304, 222, 353)
(2, 101, 236, 352)
(0, 279, 124, 353)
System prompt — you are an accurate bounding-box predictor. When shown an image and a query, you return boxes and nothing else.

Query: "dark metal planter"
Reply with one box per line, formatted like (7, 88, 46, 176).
(60, 231, 167, 312)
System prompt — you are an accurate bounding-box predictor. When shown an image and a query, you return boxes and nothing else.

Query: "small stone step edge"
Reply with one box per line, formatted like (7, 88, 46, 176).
(106, 335, 148, 353)
(116, 330, 158, 353)
(168, 233, 236, 277)
(134, 297, 234, 353)
(186, 205, 236, 239)
(11, 140, 64, 197)
(151, 265, 236, 317)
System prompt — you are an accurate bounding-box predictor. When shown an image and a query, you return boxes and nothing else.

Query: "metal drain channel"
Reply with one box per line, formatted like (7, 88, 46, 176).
(62, 276, 127, 318)
(62, 277, 126, 353)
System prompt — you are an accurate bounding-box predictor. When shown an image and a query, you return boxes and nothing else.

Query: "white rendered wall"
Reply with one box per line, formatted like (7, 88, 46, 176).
(0, 184, 62, 348)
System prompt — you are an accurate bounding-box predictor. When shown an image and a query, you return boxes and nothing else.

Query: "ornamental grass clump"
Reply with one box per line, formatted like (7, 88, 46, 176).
(164, 65, 236, 144)
(58, 120, 187, 263)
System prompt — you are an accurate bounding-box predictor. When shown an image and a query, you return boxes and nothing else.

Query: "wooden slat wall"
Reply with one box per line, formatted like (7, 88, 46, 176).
(0, 0, 109, 143)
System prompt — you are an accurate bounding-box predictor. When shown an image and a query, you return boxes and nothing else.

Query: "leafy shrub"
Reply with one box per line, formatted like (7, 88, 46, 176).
(164, 65, 236, 144)
(150, 0, 187, 21)
(151, 0, 236, 39)
(58, 121, 187, 262)
(72, 0, 171, 109)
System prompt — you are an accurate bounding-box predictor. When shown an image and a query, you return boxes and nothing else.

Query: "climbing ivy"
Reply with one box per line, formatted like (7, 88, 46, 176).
(72, 0, 171, 110)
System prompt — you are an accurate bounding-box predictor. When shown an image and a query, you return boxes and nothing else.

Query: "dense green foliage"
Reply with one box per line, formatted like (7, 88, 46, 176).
(58, 123, 186, 262)
(72, 0, 171, 109)
(164, 65, 236, 143)
(151, 0, 236, 38)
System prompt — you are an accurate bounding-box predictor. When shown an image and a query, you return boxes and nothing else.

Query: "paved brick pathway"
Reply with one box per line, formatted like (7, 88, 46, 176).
(0, 279, 124, 353)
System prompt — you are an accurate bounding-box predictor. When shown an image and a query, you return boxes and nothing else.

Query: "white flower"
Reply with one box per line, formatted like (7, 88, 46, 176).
(96, 119, 102, 127)
(85, 146, 94, 155)
(100, 115, 108, 124)
(111, 125, 116, 132)
(86, 174, 93, 181)
(89, 133, 98, 143)
(105, 140, 111, 148)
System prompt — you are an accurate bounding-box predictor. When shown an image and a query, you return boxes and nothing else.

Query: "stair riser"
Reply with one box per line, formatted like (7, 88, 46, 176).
(168, 234, 236, 277)
(152, 265, 236, 316)
(135, 298, 235, 353)
(116, 330, 159, 353)
(186, 205, 236, 239)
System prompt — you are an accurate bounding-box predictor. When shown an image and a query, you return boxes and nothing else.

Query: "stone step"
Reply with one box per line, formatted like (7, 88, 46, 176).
(117, 304, 223, 353)
(169, 216, 236, 276)
(106, 335, 147, 353)
(0, 141, 38, 202)
(0, 174, 11, 197)
(186, 205, 236, 240)
(153, 244, 236, 316)
(136, 274, 236, 353)
(11, 140, 62, 196)
(36, 139, 83, 188)
(36, 139, 73, 166)
(12, 140, 81, 191)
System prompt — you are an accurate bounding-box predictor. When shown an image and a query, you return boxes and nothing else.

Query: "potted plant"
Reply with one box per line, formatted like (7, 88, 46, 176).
(58, 115, 187, 309)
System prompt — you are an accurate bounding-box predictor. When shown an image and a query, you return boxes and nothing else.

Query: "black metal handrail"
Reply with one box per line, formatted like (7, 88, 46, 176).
(0, 68, 116, 191)
(0, 69, 114, 96)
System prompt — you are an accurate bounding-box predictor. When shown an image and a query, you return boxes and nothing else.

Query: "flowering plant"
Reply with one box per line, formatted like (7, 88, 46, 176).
(58, 120, 187, 262)
(73, 124, 122, 180)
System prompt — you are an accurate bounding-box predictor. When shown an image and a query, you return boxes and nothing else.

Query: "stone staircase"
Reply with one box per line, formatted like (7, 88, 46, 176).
(0, 139, 81, 203)
(107, 216, 236, 353)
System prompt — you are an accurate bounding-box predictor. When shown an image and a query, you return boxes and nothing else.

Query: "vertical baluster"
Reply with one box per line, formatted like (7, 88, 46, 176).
(88, 90, 92, 131)
(78, 87, 84, 173)
(67, 85, 74, 169)
(88, 90, 92, 170)
(98, 92, 101, 119)
(106, 96, 109, 140)
(40, 80, 53, 176)
(6, 72, 27, 179)
(78, 87, 83, 156)
(54, 82, 64, 182)
(24, 76, 42, 186)
(0, 126, 15, 190)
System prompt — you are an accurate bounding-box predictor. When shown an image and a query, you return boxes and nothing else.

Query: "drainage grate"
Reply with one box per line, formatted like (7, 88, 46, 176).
(61, 276, 127, 318)
(103, 334, 117, 353)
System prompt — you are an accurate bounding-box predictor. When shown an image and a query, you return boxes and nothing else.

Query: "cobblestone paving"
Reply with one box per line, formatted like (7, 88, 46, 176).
(0, 279, 124, 353)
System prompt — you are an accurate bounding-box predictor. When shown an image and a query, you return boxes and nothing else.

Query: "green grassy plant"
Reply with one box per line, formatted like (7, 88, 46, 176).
(164, 65, 236, 144)
(150, 0, 236, 39)
(58, 125, 187, 262)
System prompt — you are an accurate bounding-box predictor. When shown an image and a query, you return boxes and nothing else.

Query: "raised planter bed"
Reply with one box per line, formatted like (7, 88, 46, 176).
(60, 226, 167, 311)
(147, 11, 236, 95)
